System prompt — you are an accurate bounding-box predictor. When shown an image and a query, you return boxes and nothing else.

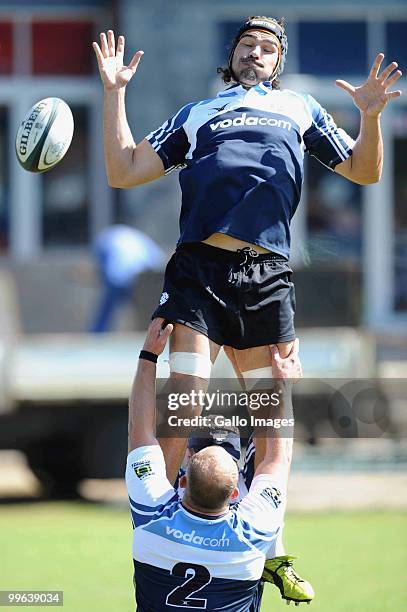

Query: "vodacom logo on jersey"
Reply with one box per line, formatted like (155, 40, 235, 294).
(209, 112, 292, 132)
(165, 526, 230, 548)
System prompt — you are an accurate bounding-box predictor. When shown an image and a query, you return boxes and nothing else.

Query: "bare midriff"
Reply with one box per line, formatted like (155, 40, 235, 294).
(202, 232, 271, 254)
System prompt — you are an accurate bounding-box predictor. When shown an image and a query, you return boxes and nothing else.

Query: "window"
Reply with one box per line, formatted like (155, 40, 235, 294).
(42, 106, 89, 247)
(386, 22, 407, 75)
(393, 110, 407, 312)
(298, 21, 367, 75)
(0, 22, 13, 74)
(0, 107, 9, 252)
(32, 21, 94, 75)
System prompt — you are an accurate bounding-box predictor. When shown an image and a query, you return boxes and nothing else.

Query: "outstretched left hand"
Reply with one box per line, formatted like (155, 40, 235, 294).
(336, 53, 402, 117)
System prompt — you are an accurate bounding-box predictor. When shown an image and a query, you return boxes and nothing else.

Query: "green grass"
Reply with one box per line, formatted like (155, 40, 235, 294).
(1, 504, 406, 611)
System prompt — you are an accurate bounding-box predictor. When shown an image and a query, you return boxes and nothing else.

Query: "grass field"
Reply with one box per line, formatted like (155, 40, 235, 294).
(1, 503, 406, 611)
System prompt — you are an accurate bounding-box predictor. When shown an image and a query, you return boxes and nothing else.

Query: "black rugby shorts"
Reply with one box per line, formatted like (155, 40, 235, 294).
(152, 242, 296, 349)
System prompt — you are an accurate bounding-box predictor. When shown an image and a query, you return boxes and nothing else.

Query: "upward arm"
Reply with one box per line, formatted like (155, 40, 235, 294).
(103, 90, 164, 188)
(93, 31, 165, 189)
(128, 319, 173, 452)
(128, 358, 158, 452)
(334, 111, 382, 185)
(253, 382, 294, 486)
(126, 321, 177, 521)
(237, 347, 300, 534)
(334, 53, 402, 185)
(253, 340, 301, 484)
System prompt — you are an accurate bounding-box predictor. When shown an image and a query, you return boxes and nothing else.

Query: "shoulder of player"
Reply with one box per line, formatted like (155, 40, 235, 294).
(283, 89, 324, 116)
(232, 476, 285, 534)
(277, 88, 313, 105)
(240, 473, 284, 506)
(168, 95, 220, 128)
(180, 94, 221, 112)
(127, 444, 167, 477)
(263, 87, 313, 115)
(275, 89, 327, 127)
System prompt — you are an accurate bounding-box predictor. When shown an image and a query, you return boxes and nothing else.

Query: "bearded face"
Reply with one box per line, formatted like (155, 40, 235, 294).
(231, 31, 281, 87)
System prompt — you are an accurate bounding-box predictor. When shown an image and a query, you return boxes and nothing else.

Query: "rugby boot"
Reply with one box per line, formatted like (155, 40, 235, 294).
(262, 555, 314, 605)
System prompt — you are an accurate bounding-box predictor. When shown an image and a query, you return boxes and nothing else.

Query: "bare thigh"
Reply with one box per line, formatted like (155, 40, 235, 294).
(225, 340, 295, 375)
(170, 323, 221, 364)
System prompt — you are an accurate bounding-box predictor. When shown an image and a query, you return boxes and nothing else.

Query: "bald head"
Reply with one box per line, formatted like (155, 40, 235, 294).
(185, 446, 239, 513)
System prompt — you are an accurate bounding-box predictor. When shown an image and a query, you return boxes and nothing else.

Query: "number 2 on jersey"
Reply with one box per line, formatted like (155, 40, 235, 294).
(166, 562, 212, 609)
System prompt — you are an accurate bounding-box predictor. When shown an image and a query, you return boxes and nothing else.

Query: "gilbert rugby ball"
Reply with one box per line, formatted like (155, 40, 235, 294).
(15, 97, 74, 173)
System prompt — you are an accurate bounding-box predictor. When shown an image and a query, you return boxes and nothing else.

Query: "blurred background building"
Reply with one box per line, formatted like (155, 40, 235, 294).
(0, 0, 405, 339)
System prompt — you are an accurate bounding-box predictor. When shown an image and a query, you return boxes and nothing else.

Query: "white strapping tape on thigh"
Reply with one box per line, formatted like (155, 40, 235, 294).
(242, 367, 273, 391)
(169, 352, 212, 379)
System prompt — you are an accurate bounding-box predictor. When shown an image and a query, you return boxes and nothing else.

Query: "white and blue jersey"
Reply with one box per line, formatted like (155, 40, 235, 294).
(126, 445, 286, 611)
(146, 82, 355, 259)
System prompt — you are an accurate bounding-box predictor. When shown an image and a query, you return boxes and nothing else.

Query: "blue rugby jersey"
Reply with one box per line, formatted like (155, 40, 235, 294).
(126, 445, 286, 611)
(145, 82, 355, 258)
(176, 468, 284, 563)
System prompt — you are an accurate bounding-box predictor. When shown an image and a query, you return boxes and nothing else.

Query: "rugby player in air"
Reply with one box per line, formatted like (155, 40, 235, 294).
(127, 318, 302, 610)
(93, 15, 402, 603)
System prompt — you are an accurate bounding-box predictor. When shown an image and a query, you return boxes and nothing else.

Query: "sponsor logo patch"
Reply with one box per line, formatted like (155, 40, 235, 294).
(208, 103, 230, 115)
(260, 486, 282, 508)
(209, 112, 292, 132)
(165, 526, 230, 548)
(132, 460, 154, 479)
(159, 291, 169, 306)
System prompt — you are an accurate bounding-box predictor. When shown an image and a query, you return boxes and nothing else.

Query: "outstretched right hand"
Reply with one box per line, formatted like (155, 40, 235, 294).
(92, 30, 144, 91)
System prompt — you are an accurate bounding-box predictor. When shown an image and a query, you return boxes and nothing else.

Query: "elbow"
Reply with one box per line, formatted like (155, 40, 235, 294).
(107, 172, 134, 189)
(353, 172, 381, 186)
(359, 176, 381, 186)
(370, 170, 382, 184)
(355, 163, 383, 185)
(106, 167, 124, 188)
(107, 148, 139, 189)
(107, 176, 123, 189)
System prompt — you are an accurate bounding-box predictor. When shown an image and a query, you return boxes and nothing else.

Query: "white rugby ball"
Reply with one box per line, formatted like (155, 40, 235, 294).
(15, 97, 74, 173)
